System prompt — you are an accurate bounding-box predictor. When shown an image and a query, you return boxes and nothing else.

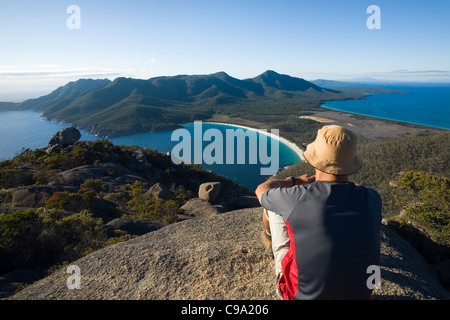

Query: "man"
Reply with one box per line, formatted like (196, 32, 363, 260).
(255, 125, 382, 300)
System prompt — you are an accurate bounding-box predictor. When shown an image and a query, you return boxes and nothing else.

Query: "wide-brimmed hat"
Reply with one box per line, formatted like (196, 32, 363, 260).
(303, 125, 362, 175)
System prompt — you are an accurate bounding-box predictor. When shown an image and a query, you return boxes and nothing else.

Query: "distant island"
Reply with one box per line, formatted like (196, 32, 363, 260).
(0, 70, 405, 138)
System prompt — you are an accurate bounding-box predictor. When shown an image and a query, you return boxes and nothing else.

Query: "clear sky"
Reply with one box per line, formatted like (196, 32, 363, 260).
(1, 0, 449, 101)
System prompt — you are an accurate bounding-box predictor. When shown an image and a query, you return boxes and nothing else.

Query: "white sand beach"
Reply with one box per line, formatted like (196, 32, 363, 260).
(204, 121, 305, 161)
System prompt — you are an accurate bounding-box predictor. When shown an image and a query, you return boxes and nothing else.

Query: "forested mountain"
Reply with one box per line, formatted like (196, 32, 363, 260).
(2, 71, 368, 137)
(15, 78, 112, 112)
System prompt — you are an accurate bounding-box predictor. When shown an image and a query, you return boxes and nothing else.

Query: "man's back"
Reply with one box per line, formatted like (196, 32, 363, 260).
(261, 181, 382, 300)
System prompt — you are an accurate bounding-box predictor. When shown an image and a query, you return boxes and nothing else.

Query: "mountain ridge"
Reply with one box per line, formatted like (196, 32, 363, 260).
(1, 70, 363, 137)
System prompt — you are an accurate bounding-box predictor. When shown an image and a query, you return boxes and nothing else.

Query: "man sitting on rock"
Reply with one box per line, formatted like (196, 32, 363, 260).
(255, 125, 382, 300)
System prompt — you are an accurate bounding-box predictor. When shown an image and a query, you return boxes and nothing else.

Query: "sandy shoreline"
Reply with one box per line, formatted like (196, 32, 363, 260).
(300, 109, 446, 140)
(203, 109, 446, 163)
(204, 121, 305, 161)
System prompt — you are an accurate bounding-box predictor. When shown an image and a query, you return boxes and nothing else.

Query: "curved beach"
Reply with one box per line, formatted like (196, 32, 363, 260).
(204, 121, 305, 161)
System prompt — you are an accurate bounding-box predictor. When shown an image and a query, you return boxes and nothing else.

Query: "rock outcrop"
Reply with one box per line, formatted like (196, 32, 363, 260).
(8, 208, 450, 300)
(198, 182, 222, 203)
(105, 218, 164, 237)
(47, 127, 81, 155)
(146, 182, 172, 200)
(180, 198, 223, 219)
(12, 185, 61, 208)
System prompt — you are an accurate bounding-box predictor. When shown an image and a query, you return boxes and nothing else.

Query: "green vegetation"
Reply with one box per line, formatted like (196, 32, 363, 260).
(0, 168, 34, 188)
(0, 208, 105, 273)
(387, 171, 450, 263)
(0, 139, 248, 275)
(126, 181, 181, 223)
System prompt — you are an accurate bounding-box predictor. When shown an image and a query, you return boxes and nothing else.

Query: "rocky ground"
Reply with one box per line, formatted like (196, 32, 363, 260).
(7, 207, 450, 300)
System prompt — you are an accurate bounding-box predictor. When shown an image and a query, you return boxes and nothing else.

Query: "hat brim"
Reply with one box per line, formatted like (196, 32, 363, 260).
(303, 142, 363, 176)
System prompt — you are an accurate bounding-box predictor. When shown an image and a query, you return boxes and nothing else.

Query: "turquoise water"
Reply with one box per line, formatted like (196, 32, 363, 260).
(112, 122, 301, 190)
(322, 84, 450, 130)
(0, 112, 300, 190)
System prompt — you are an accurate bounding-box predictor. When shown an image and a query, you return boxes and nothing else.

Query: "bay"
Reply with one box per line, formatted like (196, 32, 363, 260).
(0, 111, 301, 190)
(111, 122, 301, 191)
(321, 84, 450, 130)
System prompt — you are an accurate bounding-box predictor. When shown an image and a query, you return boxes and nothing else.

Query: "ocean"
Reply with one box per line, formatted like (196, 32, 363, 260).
(1, 84, 448, 189)
(0, 111, 99, 160)
(321, 84, 450, 130)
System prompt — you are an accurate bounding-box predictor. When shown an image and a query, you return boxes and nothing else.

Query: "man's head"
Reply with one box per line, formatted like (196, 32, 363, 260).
(303, 125, 362, 176)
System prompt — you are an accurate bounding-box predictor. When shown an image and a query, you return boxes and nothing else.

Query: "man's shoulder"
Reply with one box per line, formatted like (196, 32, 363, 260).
(353, 182, 380, 194)
(352, 183, 382, 203)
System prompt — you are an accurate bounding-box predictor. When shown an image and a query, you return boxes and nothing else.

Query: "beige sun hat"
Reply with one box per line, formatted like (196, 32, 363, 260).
(303, 125, 362, 175)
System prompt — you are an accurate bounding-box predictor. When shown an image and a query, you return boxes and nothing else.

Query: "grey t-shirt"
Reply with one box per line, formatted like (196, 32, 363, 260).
(261, 181, 382, 300)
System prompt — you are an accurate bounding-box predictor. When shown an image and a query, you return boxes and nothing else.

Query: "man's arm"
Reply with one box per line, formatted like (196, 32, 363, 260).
(255, 174, 315, 205)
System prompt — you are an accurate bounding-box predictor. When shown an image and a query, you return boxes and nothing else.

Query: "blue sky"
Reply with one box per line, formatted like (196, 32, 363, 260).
(1, 0, 449, 101)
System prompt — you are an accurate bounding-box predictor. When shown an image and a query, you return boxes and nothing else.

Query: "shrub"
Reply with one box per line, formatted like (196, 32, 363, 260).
(77, 188, 97, 208)
(44, 210, 106, 259)
(103, 192, 129, 205)
(33, 170, 56, 185)
(0, 208, 106, 273)
(0, 189, 15, 205)
(103, 230, 135, 247)
(127, 180, 180, 223)
(0, 209, 39, 249)
(388, 171, 450, 263)
(43, 140, 117, 170)
(44, 186, 102, 213)
(45, 191, 81, 212)
(0, 169, 35, 188)
(0, 209, 42, 272)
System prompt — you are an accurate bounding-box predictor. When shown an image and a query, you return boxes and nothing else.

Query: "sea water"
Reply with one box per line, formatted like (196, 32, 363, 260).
(321, 84, 450, 130)
(111, 122, 301, 190)
(0, 112, 300, 190)
(0, 111, 99, 160)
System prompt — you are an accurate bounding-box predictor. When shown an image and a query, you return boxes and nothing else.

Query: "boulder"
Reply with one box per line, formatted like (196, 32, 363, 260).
(180, 198, 222, 219)
(48, 127, 81, 147)
(46, 144, 63, 155)
(105, 218, 164, 237)
(146, 182, 172, 200)
(198, 182, 222, 203)
(12, 186, 60, 208)
(52, 163, 148, 189)
(131, 150, 148, 171)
